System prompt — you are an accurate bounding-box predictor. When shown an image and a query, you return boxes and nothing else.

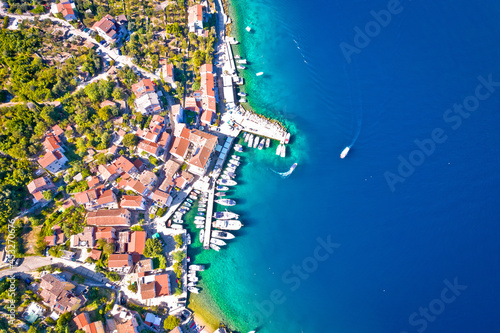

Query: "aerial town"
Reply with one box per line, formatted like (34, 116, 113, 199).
(0, 0, 289, 332)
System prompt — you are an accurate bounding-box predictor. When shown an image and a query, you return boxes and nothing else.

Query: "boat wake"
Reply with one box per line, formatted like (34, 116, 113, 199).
(271, 163, 297, 178)
(341, 65, 363, 158)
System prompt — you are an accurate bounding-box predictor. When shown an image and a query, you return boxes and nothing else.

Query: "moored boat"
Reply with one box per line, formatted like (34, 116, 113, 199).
(237, 92, 247, 96)
(186, 234, 191, 245)
(231, 155, 241, 161)
(247, 134, 254, 147)
(212, 230, 235, 240)
(189, 264, 205, 271)
(258, 138, 265, 150)
(234, 145, 243, 152)
(237, 65, 246, 69)
(173, 219, 183, 224)
(213, 219, 242, 230)
(195, 224, 204, 229)
(213, 211, 239, 220)
(244, 133, 249, 142)
(197, 212, 205, 217)
(210, 238, 227, 246)
(215, 192, 227, 197)
(215, 198, 236, 206)
(187, 282, 197, 287)
(227, 163, 238, 169)
(265, 138, 270, 148)
(217, 179, 237, 186)
(198, 208, 206, 212)
(284, 132, 291, 144)
(199, 203, 207, 208)
(229, 159, 240, 166)
(239, 98, 247, 103)
(276, 143, 282, 156)
(236, 59, 247, 64)
(199, 229, 204, 243)
(246, 26, 251, 32)
(194, 220, 205, 225)
(280, 144, 286, 158)
(216, 185, 229, 191)
(256, 72, 264, 76)
(253, 136, 260, 148)
(210, 244, 221, 251)
(171, 224, 183, 230)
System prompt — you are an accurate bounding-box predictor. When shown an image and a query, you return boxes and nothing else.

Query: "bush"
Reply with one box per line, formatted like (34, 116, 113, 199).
(163, 316, 180, 331)
(128, 283, 137, 293)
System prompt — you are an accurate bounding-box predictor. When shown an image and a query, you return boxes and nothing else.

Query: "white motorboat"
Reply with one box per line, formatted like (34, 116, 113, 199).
(198, 208, 206, 212)
(212, 230, 235, 240)
(210, 244, 221, 251)
(229, 159, 240, 166)
(253, 136, 260, 148)
(276, 143, 282, 156)
(239, 98, 247, 103)
(213, 211, 239, 220)
(212, 219, 243, 230)
(340, 146, 350, 159)
(217, 179, 237, 186)
(235, 55, 241, 59)
(199, 203, 207, 208)
(256, 72, 264, 76)
(173, 219, 183, 224)
(246, 26, 251, 32)
(231, 155, 241, 161)
(188, 287, 200, 294)
(186, 234, 191, 245)
(223, 171, 236, 179)
(195, 224, 204, 229)
(258, 138, 265, 150)
(194, 219, 205, 225)
(244, 132, 249, 142)
(281, 144, 286, 158)
(220, 175, 233, 181)
(237, 65, 246, 69)
(216, 185, 229, 191)
(171, 224, 183, 230)
(210, 238, 227, 246)
(265, 138, 270, 148)
(236, 59, 247, 64)
(187, 282, 197, 287)
(189, 264, 205, 271)
(199, 229, 204, 243)
(195, 216, 205, 220)
(238, 92, 247, 97)
(247, 134, 254, 147)
(215, 199, 236, 207)
(285, 132, 291, 144)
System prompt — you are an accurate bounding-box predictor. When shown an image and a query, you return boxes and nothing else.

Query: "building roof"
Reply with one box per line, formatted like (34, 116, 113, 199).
(128, 231, 146, 255)
(158, 132, 170, 147)
(120, 195, 144, 209)
(139, 171, 157, 187)
(83, 321, 106, 333)
(95, 227, 116, 241)
(188, 4, 203, 23)
(137, 140, 160, 155)
(38, 150, 65, 168)
(169, 136, 190, 159)
(98, 164, 118, 181)
(151, 190, 170, 205)
(140, 282, 156, 300)
(74, 188, 99, 205)
(100, 100, 117, 108)
(108, 254, 131, 268)
(87, 176, 101, 188)
(43, 134, 62, 152)
(93, 14, 116, 34)
(200, 64, 213, 74)
(27, 177, 51, 194)
(86, 209, 131, 226)
(73, 312, 90, 329)
(201, 110, 215, 124)
(89, 249, 102, 261)
(132, 79, 155, 97)
(113, 156, 136, 174)
(136, 259, 153, 273)
(52, 124, 64, 137)
(155, 274, 170, 296)
(116, 319, 139, 333)
(57, 2, 74, 18)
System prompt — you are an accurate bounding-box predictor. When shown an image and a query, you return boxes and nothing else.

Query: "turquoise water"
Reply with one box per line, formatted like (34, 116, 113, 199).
(189, 0, 500, 332)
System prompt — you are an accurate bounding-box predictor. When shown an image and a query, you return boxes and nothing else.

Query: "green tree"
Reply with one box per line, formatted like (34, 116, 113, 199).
(122, 133, 138, 147)
(143, 238, 163, 258)
(163, 316, 180, 331)
(103, 243, 115, 255)
(131, 225, 144, 231)
(43, 190, 54, 201)
(172, 250, 185, 262)
(158, 254, 167, 269)
(174, 234, 183, 249)
(128, 283, 137, 293)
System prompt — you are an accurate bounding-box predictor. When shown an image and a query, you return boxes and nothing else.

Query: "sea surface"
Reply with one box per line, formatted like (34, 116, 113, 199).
(188, 0, 500, 332)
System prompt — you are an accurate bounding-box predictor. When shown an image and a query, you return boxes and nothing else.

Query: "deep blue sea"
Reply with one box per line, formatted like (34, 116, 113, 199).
(189, 0, 500, 332)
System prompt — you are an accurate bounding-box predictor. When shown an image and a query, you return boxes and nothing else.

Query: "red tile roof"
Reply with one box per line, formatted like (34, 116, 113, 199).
(73, 312, 90, 329)
(86, 209, 131, 226)
(120, 195, 144, 209)
(128, 231, 146, 255)
(132, 79, 155, 97)
(108, 254, 131, 268)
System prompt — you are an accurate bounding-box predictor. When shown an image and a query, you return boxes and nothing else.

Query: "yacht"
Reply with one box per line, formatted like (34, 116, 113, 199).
(210, 244, 221, 251)
(223, 171, 236, 179)
(186, 198, 194, 204)
(215, 198, 236, 206)
(193, 189, 201, 194)
(340, 146, 350, 159)
(197, 212, 205, 217)
(253, 136, 260, 148)
(210, 238, 227, 246)
(199, 229, 205, 243)
(239, 98, 247, 103)
(188, 287, 200, 294)
(216, 185, 229, 191)
(194, 219, 205, 225)
(212, 230, 235, 240)
(195, 224, 204, 229)
(234, 145, 243, 152)
(187, 282, 197, 287)
(213, 211, 239, 220)
(243, 133, 249, 142)
(231, 155, 241, 161)
(212, 219, 243, 230)
(189, 264, 205, 271)
(265, 138, 270, 148)
(199, 203, 207, 208)
(228, 159, 240, 166)
(258, 138, 265, 150)
(220, 175, 233, 181)
(189, 194, 198, 200)
(227, 163, 238, 169)
(236, 59, 247, 64)
(238, 92, 247, 97)
(217, 179, 237, 186)
(247, 134, 254, 147)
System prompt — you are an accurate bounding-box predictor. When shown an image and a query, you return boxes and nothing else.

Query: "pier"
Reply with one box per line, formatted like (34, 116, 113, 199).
(203, 185, 215, 249)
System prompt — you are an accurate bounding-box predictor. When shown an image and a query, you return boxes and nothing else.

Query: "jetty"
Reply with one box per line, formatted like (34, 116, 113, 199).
(203, 186, 215, 249)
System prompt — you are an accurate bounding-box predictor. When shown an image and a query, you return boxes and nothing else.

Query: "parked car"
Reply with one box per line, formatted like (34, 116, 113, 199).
(14, 258, 23, 267)
(99, 40, 105, 45)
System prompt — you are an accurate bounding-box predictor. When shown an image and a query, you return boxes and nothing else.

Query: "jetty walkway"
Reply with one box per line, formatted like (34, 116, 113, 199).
(203, 186, 215, 249)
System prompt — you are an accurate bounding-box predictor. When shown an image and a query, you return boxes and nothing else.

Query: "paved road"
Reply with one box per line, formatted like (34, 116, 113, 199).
(0, 256, 52, 278)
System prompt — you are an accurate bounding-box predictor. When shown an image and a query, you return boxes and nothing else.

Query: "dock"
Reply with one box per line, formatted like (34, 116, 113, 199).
(203, 185, 215, 249)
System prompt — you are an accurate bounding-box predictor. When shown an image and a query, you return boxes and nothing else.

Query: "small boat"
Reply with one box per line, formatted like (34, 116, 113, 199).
(195, 224, 204, 229)
(223, 171, 236, 179)
(187, 282, 197, 287)
(229, 159, 240, 166)
(265, 138, 270, 148)
(285, 132, 291, 144)
(199, 203, 207, 208)
(210, 244, 221, 252)
(217, 179, 237, 186)
(258, 138, 265, 150)
(215, 192, 227, 197)
(280, 144, 286, 158)
(186, 234, 191, 245)
(231, 155, 241, 161)
(198, 208, 206, 212)
(197, 212, 205, 217)
(247, 134, 254, 147)
(173, 219, 183, 224)
(237, 65, 246, 70)
(215, 199, 236, 207)
(188, 287, 200, 294)
(256, 72, 264, 76)
(276, 143, 282, 156)
(239, 98, 247, 103)
(246, 26, 251, 32)
(243, 133, 249, 143)
(189, 264, 205, 271)
(234, 145, 243, 152)
(183, 202, 192, 207)
(213, 211, 239, 220)
(227, 163, 239, 169)
(235, 55, 241, 59)
(179, 208, 189, 214)
(195, 216, 205, 220)
(220, 175, 233, 181)
(234, 143, 243, 149)
(171, 224, 183, 230)
(236, 59, 247, 64)
(253, 137, 260, 148)
(189, 195, 198, 200)
(213, 219, 242, 230)
(237, 92, 247, 97)
(211, 238, 227, 246)
(194, 220, 205, 225)
(216, 186, 229, 191)
(212, 230, 235, 240)
(340, 146, 350, 159)
(188, 276, 199, 283)
(193, 189, 201, 194)
(199, 229, 205, 243)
